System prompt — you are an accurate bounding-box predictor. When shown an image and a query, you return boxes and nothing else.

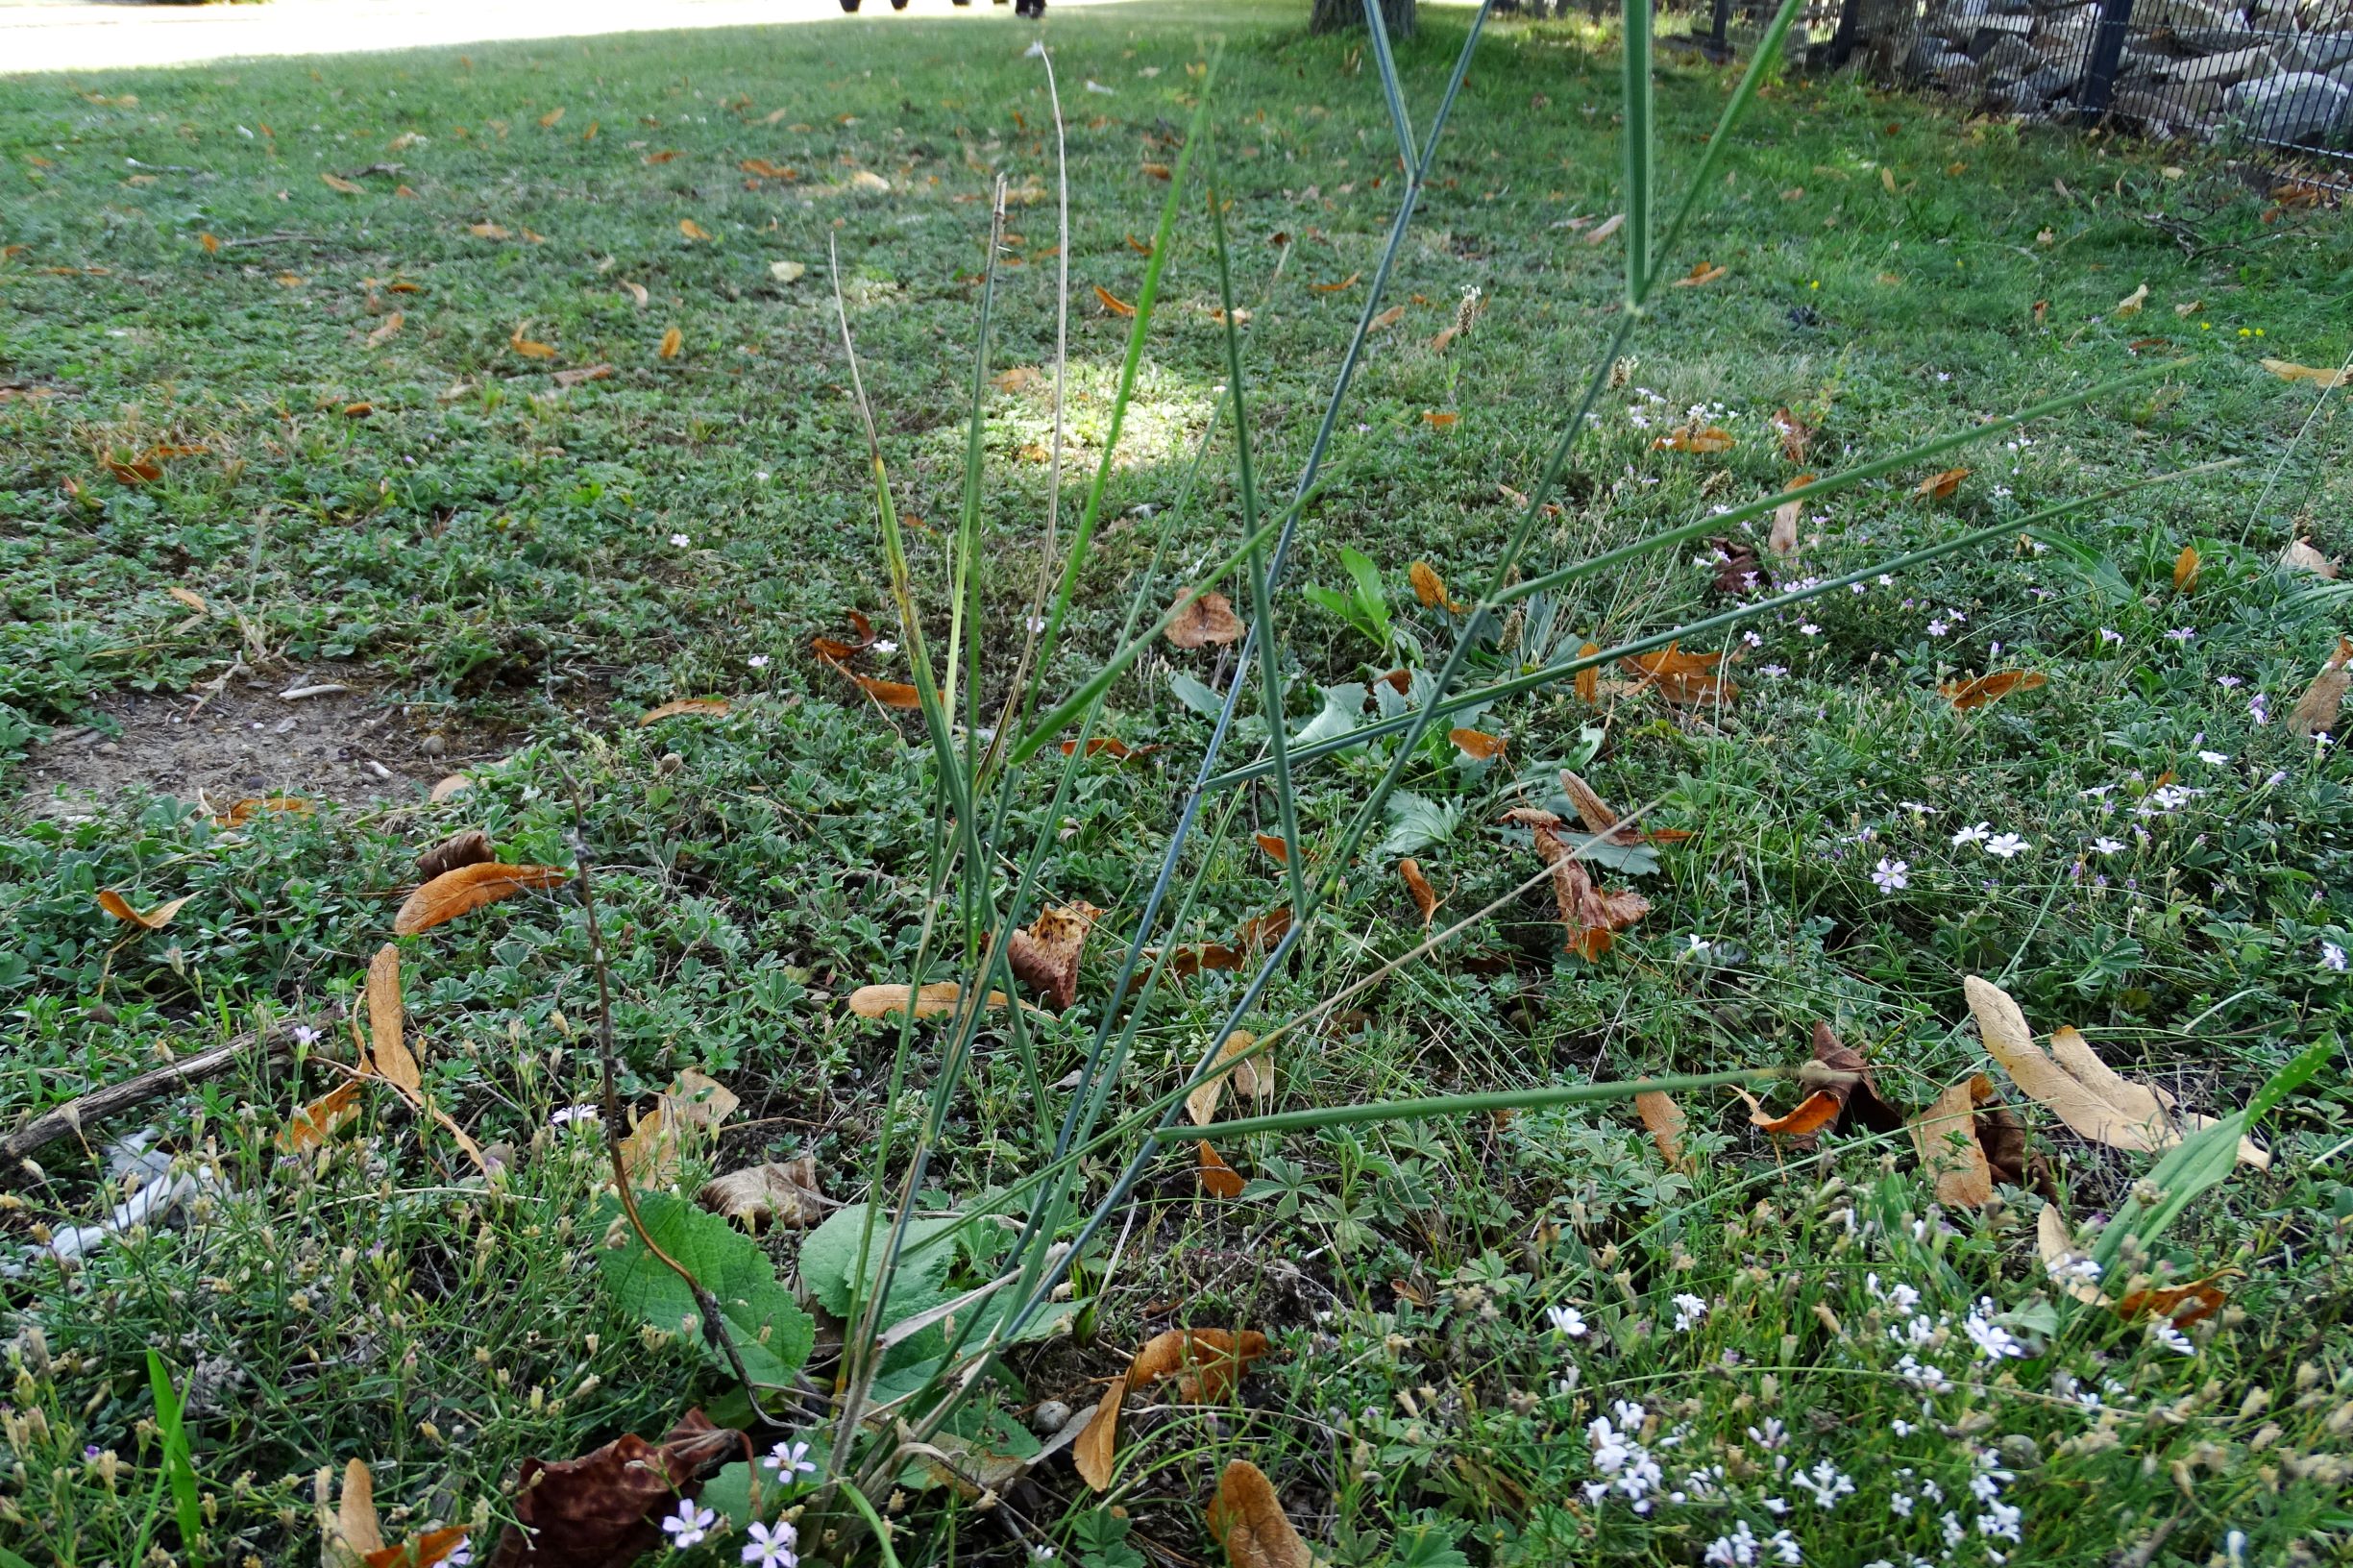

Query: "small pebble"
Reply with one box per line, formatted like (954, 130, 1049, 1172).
(1029, 1400, 1072, 1434)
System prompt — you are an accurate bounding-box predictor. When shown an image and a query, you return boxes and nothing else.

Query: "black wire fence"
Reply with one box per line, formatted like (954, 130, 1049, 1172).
(1649, 0, 2353, 189)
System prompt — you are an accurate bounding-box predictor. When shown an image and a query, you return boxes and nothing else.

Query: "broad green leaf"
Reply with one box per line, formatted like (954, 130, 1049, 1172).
(597, 1191, 814, 1385)
(797, 1202, 963, 1323)
(1292, 682, 1368, 748)
(1378, 792, 1459, 858)
(1168, 671, 1224, 719)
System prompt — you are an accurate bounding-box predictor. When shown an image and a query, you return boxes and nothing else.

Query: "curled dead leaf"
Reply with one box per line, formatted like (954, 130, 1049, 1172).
(1206, 1459, 1313, 1568)
(2173, 544, 2199, 593)
(699, 1153, 827, 1230)
(1409, 560, 1460, 613)
(364, 943, 422, 1096)
(1008, 902, 1101, 1011)
(392, 863, 568, 937)
(2288, 637, 2353, 739)
(1940, 670, 2047, 710)
(2281, 539, 2337, 579)
(1965, 976, 2267, 1169)
(1654, 422, 1733, 453)
(415, 829, 494, 883)
(1574, 641, 1601, 703)
(1197, 1141, 1246, 1199)
(1310, 272, 1360, 293)
(508, 327, 556, 359)
(2261, 357, 2351, 389)
(677, 218, 714, 242)
(1621, 644, 1732, 706)
(1449, 727, 1505, 762)
(617, 1068, 739, 1189)
(1583, 212, 1626, 245)
(1771, 406, 1814, 463)
(484, 1410, 736, 1568)
(847, 982, 1008, 1020)
(1398, 858, 1438, 927)
(1504, 808, 1648, 959)
(1093, 284, 1137, 317)
(1255, 832, 1290, 865)
(1671, 261, 1728, 286)
(1633, 1090, 1688, 1168)
(1061, 736, 1157, 760)
(639, 698, 731, 726)
(215, 795, 310, 828)
(278, 1078, 365, 1155)
(1166, 589, 1244, 649)
(1910, 1075, 1997, 1208)
(1186, 1032, 1269, 1127)
(366, 312, 404, 348)
(657, 326, 682, 359)
(1917, 466, 1968, 500)
(95, 890, 191, 930)
(2114, 282, 2149, 316)
(551, 363, 614, 389)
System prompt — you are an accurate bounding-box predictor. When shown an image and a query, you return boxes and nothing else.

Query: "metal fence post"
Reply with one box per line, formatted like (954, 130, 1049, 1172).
(2077, 0, 2139, 122)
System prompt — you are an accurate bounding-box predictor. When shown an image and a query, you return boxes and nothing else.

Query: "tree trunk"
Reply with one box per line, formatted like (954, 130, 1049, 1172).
(1310, 0, 1417, 40)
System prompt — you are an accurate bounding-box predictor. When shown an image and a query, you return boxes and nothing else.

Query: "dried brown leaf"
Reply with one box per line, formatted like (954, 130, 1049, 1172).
(2288, 637, 2353, 739)
(2261, 357, 2351, 389)
(1917, 466, 1968, 500)
(1008, 902, 1101, 1011)
(2173, 544, 2200, 594)
(415, 829, 493, 882)
(699, 1154, 827, 1230)
(639, 698, 731, 725)
(485, 1411, 736, 1568)
(1197, 1141, 1246, 1199)
(392, 863, 568, 936)
(1206, 1459, 1313, 1568)
(1911, 1075, 1997, 1207)
(2281, 539, 2337, 579)
(278, 1078, 365, 1155)
(1186, 1032, 1267, 1127)
(1940, 670, 2047, 709)
(364, 943, 421, 1095)
(846, 982, 1008, 1020)
(1166, 590, 1245, 649)
(1633, 1090, 1688, 1168)
(1449, 727, 1506, 761)
(1409, 560, 1460, 612)
(95, 890, 191, 930)
(1398, 858, 1438, 927)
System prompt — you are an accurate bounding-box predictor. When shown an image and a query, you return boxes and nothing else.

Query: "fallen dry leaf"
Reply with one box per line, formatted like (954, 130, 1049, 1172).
(1255, 832, 1290, 865)
(551, 363, 615, 388)
(1558, 770, 1639, 845)
(618, 1068, 739, 1188)
(1917, 466, 1968, 500)
(1771, 406, 1815, 463)
(469, 222, 510, 239)
(621, 280, 650, 306)
(1911, 1075, 1997, 1207)
(366, 312, 404, 348)
(1008, 902, 1101, 1011)
(830, 662, 921, 709)
(1310, 272, 1360, 293)
(485, 1411, 736, 1568)
(846, 982, 1008, 1020)
(2260, 357, 2351, 389)
(2281, 539, 2337, 579)
(1061, 736, 1157, 761)
(1633, 1090, 1688, 1167)
(1370, 304, 1406, 331)
(1423, 410, 1459, 429)
(509, 327, 556, 359)
(428, 774, 471, 804)
(1940, 670, 2047, 710)
(1187, 1032, 1270, 1127)
(1575, 641, 1602, 704)
(95, 891, 191, 931)
(657, 326, 682, 359)
(1671, 261, 1728, 287)
(2288, 637, 2353, 739)
(1206, 1458, 1313, 1568)
(699, 1154, 826, 1230)
(361, 1528, 470, 1568)
(1964, 975, 2267, 1169)
(1093, 284, 1137, 317)
(278, 1078, 365, 1155)
(326, 1457, 385, 1566)
(364, 943, 422, 1096)
(1621, 645, 1732, 706)
(1409, 560, 1461, 613)
(1197, 1141, 1246, 1199)
(1583, 212, 1626, 245)
(1503, 808, 1649, 959)
(2115, 282, 2148, 316)
(677, 219, 714, 242)
(322, 172, 366, 194)
(1654, 422, 1733, 453)
(415, 829, 493, 883)
(214, 795, 310, 828)
(1398, 858, 1438, 927)
(1769, 497, 1802, 556)
(1449, 727, 1506, 762)
(2039, 1203, 2235, 1324)
(2173, 544, 2200, 594)
(1166, 589, 1244, 649)
(392, 863, 568, 937)
(1133, 1327, 1270, 1404)
(639, 698, 731, 726)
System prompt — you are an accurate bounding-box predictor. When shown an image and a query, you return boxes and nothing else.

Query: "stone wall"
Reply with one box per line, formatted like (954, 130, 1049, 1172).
(1891, 0, 2353, 143)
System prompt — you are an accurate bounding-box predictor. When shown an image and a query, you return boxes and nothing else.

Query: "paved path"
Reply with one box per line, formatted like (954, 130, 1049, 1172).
(0, 0, 1139, 75)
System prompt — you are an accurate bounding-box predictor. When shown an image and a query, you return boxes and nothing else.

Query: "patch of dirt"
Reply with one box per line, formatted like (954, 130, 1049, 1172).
(20, 667, 497, 821)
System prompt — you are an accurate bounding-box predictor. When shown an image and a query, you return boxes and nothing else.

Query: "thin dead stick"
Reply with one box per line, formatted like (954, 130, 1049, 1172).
(565, 781, 811, 1430)
(1, 1017, 325, 1183)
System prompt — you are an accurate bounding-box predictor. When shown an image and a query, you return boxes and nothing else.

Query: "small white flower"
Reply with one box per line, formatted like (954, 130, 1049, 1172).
(1950, 822, 1992, 846)
(2090, 837, 2124, 855)
(748, 654, 771, 670)
(661, 1499, 716, 1551)
(1984, 833, 2028, 860)
(1744, 630, 1764, 648)
(290, 1024, 323, 1045)
(1547, 1305, 1589, 1337)
(1872, 857, 1909, 894)
(1685, 934, 1712, 955)
(2322, 942, 2347, 973)
(2098, 627, 2123, 646)
(1768, 1529, 1803, 1564)
(1799, 623, 1820, 637)
(2197, 749, 2229, 766)
(1926, 619, 1949, 637)
(443, 1542, 474, 1568)
(670, 532, 692, 548)
(764, 1439, 818, 1478)
(872, 639, 899, 654)
(2165, 626, 2195, 642)
(1672, 1293, 1708, 1333)
(551, 1103, 601, 1127)
(742, 1519, 798, 1567)
(1760, 663, 1788, 676)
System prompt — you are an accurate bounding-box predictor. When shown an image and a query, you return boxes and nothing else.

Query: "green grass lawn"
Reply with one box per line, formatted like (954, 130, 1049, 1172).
(4, 3, 2353, 1565)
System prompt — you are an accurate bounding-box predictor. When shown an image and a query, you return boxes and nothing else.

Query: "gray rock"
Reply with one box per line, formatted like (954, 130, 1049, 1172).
(2167, 44, 2280, 86)
(1967, 13, 2037, 54)
(2280, 33, 2353, 74)
(1980, 33, 2042, 80)
(2230, 70, 2352, 141)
